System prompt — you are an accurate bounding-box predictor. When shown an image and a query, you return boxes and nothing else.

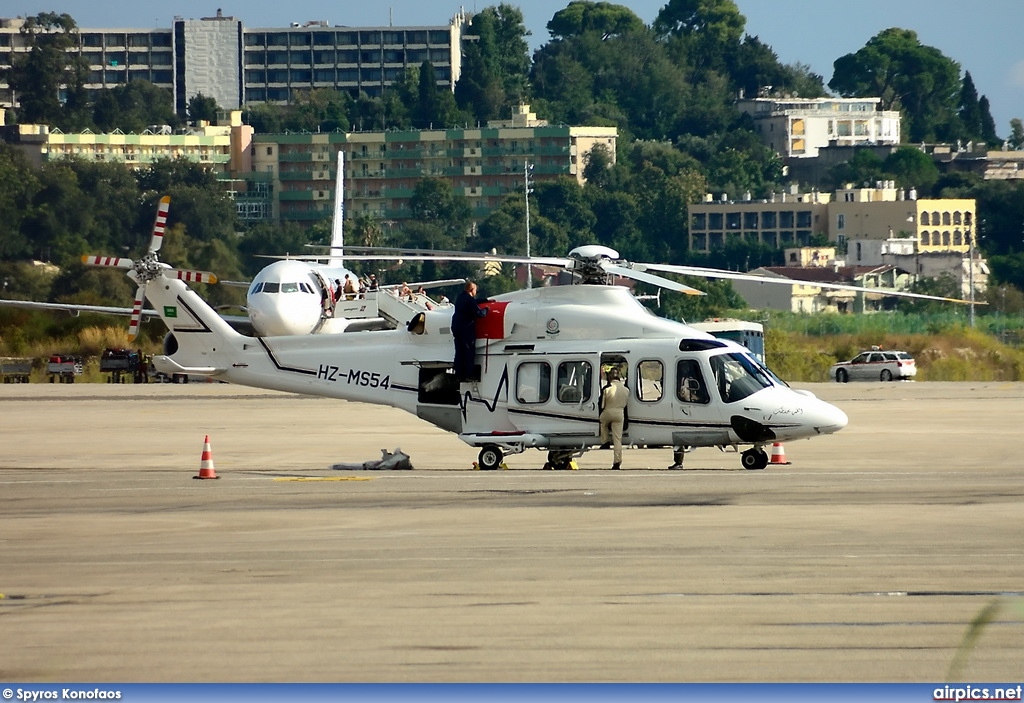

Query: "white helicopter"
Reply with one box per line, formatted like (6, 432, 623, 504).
(32, 197, 857, 470)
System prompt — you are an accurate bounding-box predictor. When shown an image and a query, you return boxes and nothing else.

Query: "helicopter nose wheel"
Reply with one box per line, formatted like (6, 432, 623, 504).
(543, 450, 575, 471)
(740, 447, 769, 471)
(477, 444, 504, 471)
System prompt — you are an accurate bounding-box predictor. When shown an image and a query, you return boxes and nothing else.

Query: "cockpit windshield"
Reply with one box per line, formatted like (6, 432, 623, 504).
(709, 352, 775, 403)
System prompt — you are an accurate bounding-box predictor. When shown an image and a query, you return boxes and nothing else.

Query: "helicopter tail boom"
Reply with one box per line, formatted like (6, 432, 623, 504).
(146, 273, 242, 379)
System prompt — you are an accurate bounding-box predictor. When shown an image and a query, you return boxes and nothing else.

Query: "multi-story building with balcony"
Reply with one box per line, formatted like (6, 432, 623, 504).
(0, 10, 467, 117)
(737, 95, 901, 159)
(249, 105, 618, 225)
(7, 108, 251, 168)
(687, 187, 833, 252)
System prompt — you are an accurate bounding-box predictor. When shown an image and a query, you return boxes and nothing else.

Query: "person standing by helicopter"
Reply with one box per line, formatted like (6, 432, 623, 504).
(451, 280, 488, 382)
(599, 368, 629, 470)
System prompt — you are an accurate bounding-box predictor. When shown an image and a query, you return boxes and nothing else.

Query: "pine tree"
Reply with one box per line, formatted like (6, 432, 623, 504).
(958, 71, 982, 140)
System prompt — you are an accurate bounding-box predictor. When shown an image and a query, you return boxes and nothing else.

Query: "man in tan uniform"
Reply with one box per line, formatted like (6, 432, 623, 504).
(599, 368, 629, 470)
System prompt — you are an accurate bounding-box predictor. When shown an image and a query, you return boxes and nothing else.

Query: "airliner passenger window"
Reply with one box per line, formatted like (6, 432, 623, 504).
(516, 362, 551, 404)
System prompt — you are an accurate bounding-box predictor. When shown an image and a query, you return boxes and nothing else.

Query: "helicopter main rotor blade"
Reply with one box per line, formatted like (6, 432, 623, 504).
(127, 284, 146, 342)
(640, 263, 981, 305)
(602, 263, 706, 295)
(148, 196, 171, 254)
(82, 255, 134, 269)
(172, 269, 218, 284)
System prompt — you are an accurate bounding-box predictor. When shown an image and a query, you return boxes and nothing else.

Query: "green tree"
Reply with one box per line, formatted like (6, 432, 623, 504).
(0, 146, 39, 260)
(187, 92, 219, 124)
(244, 102, 286, 134)
(2, 13, 88, 129)
(547, 1, 645, 40)
(882, 145, 940, 194)
(407, 178, 471, 249)
(653, 0, 746, 76)
(455, 4, 532, 124)
(412, 61, 461, 128)
(827, 148, 885, 190)
(1008, 118, 1024, 150)
(287, 89, 351, 132)
(958, 71, 983, 140)
(455, 19, 507, 124)
(92, 80, 177, 133)
(979, 96, 999, 145)
(730, 36, 824, 100)
(829, 28, 962, 143)
(583, 142, 614, 187)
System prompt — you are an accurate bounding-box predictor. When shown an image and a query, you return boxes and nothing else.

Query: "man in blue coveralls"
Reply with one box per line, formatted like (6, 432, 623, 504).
(451, 280, 488, 382)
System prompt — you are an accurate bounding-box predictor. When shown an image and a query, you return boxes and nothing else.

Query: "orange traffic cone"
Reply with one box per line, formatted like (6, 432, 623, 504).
(193, 434, 220, 479)
(769, 442, 790, 465)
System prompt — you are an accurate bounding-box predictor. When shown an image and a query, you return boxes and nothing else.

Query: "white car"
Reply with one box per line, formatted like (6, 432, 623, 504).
(830, 349, 917, 382)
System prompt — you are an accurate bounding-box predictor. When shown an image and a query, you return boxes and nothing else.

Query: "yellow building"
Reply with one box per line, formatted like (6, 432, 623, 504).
(8, 110, 253, 173)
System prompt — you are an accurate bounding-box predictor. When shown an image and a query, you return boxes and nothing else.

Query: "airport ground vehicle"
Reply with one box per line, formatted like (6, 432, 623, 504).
(99, 348, 153, 383)
(1, 357, 32, 383)
(46, 354, 84, 383)
(830, 348, 917, 382)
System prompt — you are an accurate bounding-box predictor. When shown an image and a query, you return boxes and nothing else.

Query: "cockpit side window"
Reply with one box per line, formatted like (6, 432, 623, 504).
(709, 353, 773, 403)
(249, 282, 263, 295)
(676, 358, 710, 404)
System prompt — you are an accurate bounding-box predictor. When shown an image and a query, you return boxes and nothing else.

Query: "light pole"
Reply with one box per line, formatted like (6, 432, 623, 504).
(524, 162, 534, 289)
(967, 227, 975, 328)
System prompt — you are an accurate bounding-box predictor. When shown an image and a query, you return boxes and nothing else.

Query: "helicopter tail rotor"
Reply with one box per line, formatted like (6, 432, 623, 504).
(80, 196, 218, 341)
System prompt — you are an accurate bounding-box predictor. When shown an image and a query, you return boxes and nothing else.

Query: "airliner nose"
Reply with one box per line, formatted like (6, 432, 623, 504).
(815, 401, 848, 435)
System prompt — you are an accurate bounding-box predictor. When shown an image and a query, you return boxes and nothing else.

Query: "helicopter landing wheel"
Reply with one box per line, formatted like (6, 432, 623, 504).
(741, 447, 769, 471)
(477, 444, 503, 471)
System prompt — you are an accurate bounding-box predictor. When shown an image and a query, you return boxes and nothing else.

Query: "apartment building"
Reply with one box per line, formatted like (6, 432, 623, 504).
(690, 184, 975, 257)
(250, 105, 618, 224)
(737, 96, 901, 159)
(687, 188, 832, 252)
(0, 10, 466, 117)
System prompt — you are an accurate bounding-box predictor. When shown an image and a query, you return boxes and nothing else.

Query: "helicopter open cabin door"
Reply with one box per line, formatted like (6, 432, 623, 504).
(508, 354, 599, 446)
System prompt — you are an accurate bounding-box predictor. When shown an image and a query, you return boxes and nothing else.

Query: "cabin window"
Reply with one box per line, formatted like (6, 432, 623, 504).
(556, 361, 592, 404)
(676, 359, 710, 404)
(515, 361, 551, 404)
(636, 360, 664, 402)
